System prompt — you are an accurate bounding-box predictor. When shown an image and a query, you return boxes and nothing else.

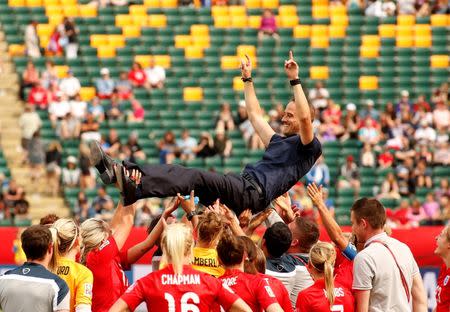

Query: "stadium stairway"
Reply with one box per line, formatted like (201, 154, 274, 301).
(0, 28, 69, 222)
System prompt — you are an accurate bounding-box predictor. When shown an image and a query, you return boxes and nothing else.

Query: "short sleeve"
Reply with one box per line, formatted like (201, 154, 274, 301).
(98, 237, 119, 261)
(352, 252, 375, 290)
(342, 243, 358, 261)
(55, 278, 71, 311)
(120, 280, 146, 311)
(75, 268, 93, 307)
(255, 278, 278, 310)
(216, 280, 239, 311)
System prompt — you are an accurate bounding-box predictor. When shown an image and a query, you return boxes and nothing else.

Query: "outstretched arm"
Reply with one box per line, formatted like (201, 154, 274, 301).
(284, 51, 314, 145)
(241, 55, 275, 148)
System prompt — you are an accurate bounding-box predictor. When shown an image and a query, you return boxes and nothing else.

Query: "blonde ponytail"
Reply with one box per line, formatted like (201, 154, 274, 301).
(80, 218, 110, 264)
(51, 218, 79, 258)
(48, 227, 58, 273)
(161, 223, 193, 275)
(309, 241, 337, 307)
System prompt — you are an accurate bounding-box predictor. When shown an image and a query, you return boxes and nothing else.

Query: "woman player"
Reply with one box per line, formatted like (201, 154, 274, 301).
(217, 233, 284, 312)
(109, 223, 252, 312)
(296, 242, 354, 312)
(434, 225, 450, 311)
(52, 218, 93, 312)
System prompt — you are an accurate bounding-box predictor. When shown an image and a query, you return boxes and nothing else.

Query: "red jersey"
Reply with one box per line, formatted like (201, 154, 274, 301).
(28, 86, 49, 108)
(334, 249, 354, 292)
(128, 70, 147, 86)
(121, 265, 238, 311)
(86, 236, 129, 312)
(296, 279, 355, 312)
(220, 269, 278, 312)
(257, 273, 293, 312)
(436, 264, 450, 312)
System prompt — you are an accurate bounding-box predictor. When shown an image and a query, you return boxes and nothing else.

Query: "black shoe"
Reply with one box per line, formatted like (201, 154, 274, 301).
(89, 140, 116, 185)
(115, 166, 137, 206)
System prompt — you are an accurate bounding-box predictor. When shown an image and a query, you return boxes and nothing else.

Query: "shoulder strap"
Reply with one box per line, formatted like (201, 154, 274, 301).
(369, 240, 411, 302)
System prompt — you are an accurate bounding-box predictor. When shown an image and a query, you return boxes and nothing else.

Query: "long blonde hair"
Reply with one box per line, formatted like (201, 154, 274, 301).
(51, 218, 79, 258)
(80, 218, 110, 264)
(309, 241, 337, 307)
(161, 223, 194, 275)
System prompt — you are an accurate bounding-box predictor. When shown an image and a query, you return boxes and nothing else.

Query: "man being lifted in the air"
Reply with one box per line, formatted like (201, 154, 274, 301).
(91, 51, 322, 215)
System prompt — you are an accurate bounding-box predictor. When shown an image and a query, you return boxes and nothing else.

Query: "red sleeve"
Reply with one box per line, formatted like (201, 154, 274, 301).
(120, 279, 146, 311)
(255, 277, 278, 310)
(295, 290, 311, 312)
(119, 249, 131, 271)
(215, 279, 239, 311)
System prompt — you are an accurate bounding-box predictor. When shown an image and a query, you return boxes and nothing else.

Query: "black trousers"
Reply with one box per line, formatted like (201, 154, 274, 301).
(123, 161, 268, 215)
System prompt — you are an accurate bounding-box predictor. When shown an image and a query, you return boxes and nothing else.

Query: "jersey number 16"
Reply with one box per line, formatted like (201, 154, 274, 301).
(165, 292, 200, 312)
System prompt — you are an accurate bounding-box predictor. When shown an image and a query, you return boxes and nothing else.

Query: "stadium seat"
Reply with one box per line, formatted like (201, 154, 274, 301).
(430, 55, 449, 68)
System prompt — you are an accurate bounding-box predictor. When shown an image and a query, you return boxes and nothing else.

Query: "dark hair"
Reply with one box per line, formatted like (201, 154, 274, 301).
(293, 217, 320, 253)
(351, 198, 386, 229)
(217, 232, 245, 267)
(21, 225, 53, 260)
(39, 214, 60, 226)
(263, 222, 292, 257)
(239, 236, 259, 274)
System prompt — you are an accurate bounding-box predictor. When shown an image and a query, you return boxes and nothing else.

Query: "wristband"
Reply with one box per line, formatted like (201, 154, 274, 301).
(290, 78, 301, 86)
(186, 210, 198, 221)
(241, 77, 253, 82)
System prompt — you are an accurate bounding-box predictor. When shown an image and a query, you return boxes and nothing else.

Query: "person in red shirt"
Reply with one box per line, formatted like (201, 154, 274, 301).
(109, 223, 251, 312)
(28, 81, 49, 110)
(128, 62, 148, 89)
(217, 233, 284, 312)
(296, 242, 355, 312)
(435, 225, 450, 312)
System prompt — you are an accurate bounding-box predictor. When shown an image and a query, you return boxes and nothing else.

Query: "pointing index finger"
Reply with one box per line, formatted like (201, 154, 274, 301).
(289, 50, 293, 60)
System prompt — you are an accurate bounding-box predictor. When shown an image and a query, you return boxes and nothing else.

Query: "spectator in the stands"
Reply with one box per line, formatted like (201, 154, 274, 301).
(358, 117, 381, 145)
(396, 90, 412, 112)
(70, 94, 88, 120)
(406, 199, 427, 227)
(19, 104, 41, 163)
(360, 143, 376, 167)
(258, 9, 280, 45)
(435, 179, 450, 204)
(106, 97, 123, 120)
(213, 128, 232, 158)
(127, 98, 144, 123)
(341, 103, 360, 141)
(124, 131, 146, 161)
(62, 156, 80, 188)
(47, 27, 63, 56)
(434, 140, 449, 166)
(318, 114, 344, 142)
(96, 68, 115, 99)
(422, 193, 441, 222)
(194, 131, 215, 158)
(412, 103, 433, 128)
(158, 130, 177, 164)
(365, 0, 396, 17)
(291, 182, 314, 214)
(416, 0, 431, 16)
(59, 69, 80, 100)
(413, 159, 432, 188)
(80, 112, 100, 142)
(414, 120, 437, 145)
(309, 81, 330, 111)
(3, 179, 25, 210)
(63, 17, 79, 59)
(88, 97, 105, 123)
(378, 147, 394, 168)
(398, 0, 416, 14)
(59, 112, 81, 139)
(268, 109, 281, 133)
(378, 172, 401, 200)
(215, 102, 235, 131)
(433, 100, 449, 131)
(24, 20, 40, 58)
(75, 191, 92, 223)
(20, 60, 40, 100)
(128, 62, 148, 89)
(322, 99, 342, 125)
(145, 57, 166, 89)
(104, 128, 121, 158)
(79, 143, 96, 189)
(337, 155, 360, 193)
(115, 71, 133, 100)
(431, 82, 448, 105)
(413, 95, 431, 112)
(41, 60, 58, 90)
(416, 144, 433, 164)
(45, 141, 62, 197)
(306, 156, 330, 187)
(91, 186, 114, 221)
(360, 99, 379, 120)
(27, 130, 44, 183)
(176, 129, 197, 161)
(396, 158, 415, 196)
(48, 92, 71, 129)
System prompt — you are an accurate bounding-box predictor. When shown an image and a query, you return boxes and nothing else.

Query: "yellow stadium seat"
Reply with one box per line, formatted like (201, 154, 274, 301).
(135, 55, 152, 68)
(310, 66, 329, 79)
(414, 24, 431, 36)
(378, 24, 396, 37)
(132, 14, 148, 26)
(48, 15, 63, 26)
(185, 46, 204, 59)
(148, 14, 167, 27)
(63, 5, 79, 17)
(359, 76, 378, 90)
(116, 14, 133, 27)
(79, 5, 97, 17)
(430, 14, 448, 26)
(362, 35, 380, 47)
(237, 45, 256, 57)
(64, 0, 77, 5)
(278, 5, 296, 16)
(248, 16, 261, 28)
(8, 44, 25, 56)
(221, 56, 240, 70)
(211, 6, 228, 17)
(129, 5, 147, 15)
(430, 55, 449, 68)
(55, 65, 69, 78)
(245, 0, 261, 8)
(230, 15, 248, 27)
(40, 36, 50, 48)
(293, 25, 311, 38)
(329, 4, 346, 16)
(214, 16, 231, 28)
(175, 35, 192, 48)
(262, 0, 278, 9)
(46, 5, 63, 16)
(123, 25, 141, 37)
(396, 36, 413, 47)
(90, 34, 108, 48)
(396, 25, 412, 37)
(108, 35, 125, 48)
(330, 15, 348, 26)
(414, 36, 431, 47)
(144, 0, 160, 7)
(312, 6, 329, 19)
(397, 14, 415, 26)
(183, 87, 203, 101)
(191, 24, 209, 37)
(192, 36, 210, 48)
(8, 0, 25, 6)
(328, 25, 346, 38)
(80, 87, 96, 102)
(280, 15, 299, 27)
(37, 24, 53, 37)
(43, 0, 59, 5)
(233, 76, 244, 91)
(26, 0, 42, 7)
(360, 46, 379, 58)
(153, 55, 171, 68)
(97, 46, 116, 58)
(311, 25, 328, 37)
(312, 0, 328, 5)
(229, 5, 246, 16)
(311, 36, 329, 48)
(160, 0, 177, 7)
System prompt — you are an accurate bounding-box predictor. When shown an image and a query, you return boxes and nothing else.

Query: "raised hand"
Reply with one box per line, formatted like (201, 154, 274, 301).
(307, 183, 324, 207)
(284, 50, 299, 80)
(163, 196, 180, 218)
(240, 54, 252, 79)
(177, 190, 196, 214)
(127, 169, 142, 185)
(239, 209, 252, 228)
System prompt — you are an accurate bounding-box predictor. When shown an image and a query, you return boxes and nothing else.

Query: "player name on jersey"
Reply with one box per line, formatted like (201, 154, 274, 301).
(161, 274, 201, 285)
(193, 257, 219, 268)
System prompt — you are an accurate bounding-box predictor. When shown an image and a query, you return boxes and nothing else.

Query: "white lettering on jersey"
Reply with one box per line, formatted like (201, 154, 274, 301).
(84, 283, 93, 297)
(161, 274, 201, 285)
(322, 287, 345, 298)
(221, 277, 237, 287)
(98, 239, 110, 251)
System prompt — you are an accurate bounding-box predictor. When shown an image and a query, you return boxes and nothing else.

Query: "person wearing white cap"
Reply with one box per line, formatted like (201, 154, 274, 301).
(414, 119, 436, 145)
(96, 68, 115, 99)
(396, 90, 412, 112)
(341, 103, 360, 141)
(144, 58, 166, 89)
(62, 155, 80, 188)
(361, 99, 379, 120)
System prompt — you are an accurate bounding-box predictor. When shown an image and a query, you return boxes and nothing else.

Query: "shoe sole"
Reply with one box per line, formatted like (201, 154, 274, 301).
(89, 140, 103, 167)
